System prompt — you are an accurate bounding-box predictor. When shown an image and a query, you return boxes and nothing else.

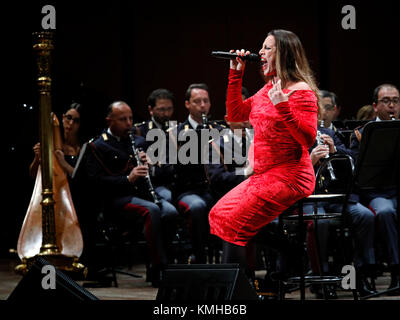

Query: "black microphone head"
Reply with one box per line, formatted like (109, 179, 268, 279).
(211, 51, 260, 62)
(245, 53, 261, 62)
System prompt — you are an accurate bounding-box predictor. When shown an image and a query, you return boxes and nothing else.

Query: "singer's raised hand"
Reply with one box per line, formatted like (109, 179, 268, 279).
(230, 49, 250, 71)
(268, 79, 295, 105)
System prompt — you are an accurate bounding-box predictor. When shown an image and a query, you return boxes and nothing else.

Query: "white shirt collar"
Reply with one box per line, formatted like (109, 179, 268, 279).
(107, 127, 121, 141)
(188, 114, 201, 129)
(151, 116, 163, 129)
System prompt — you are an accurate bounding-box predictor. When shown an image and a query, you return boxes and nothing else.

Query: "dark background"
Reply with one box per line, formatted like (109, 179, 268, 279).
(2, 0, 398, 256)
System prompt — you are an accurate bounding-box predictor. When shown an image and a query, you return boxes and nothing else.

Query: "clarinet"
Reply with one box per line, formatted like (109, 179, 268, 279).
(201, 113, 208, 129)
(128, 131, 161, 207)
(317, 120, 337, 181)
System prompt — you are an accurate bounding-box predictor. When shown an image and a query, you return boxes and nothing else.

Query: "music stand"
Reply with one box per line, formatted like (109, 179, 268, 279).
(348, 120, 400, 299)
(344, 120, 371, 130)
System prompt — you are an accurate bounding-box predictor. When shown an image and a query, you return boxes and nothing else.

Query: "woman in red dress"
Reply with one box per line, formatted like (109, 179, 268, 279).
(209, 29, 319, 278)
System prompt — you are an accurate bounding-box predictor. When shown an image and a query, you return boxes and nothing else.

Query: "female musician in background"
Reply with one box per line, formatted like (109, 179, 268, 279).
(209, 29, 319, 280)
(22, 102, 86, 270)
(29, 102, 84, 179)
(29, 102, 87, 235)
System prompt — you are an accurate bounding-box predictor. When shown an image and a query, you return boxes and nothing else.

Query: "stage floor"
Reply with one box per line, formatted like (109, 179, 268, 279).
(1, 256, 399, 301)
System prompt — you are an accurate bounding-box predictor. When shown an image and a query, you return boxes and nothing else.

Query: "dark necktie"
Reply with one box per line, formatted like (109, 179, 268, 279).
(242, 136, 247, 157)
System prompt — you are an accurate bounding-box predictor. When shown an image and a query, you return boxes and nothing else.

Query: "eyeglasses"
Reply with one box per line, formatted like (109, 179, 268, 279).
(63, 114, 80, 124)
(153, 106, 173, 113)
(323, 104, 335, 111)
(378, 97, 400, 105)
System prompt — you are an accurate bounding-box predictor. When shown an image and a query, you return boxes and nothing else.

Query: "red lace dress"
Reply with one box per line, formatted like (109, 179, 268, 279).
(209, 69, 318, 246)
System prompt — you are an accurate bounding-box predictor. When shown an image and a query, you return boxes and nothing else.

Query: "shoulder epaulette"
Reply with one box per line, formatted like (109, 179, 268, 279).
(134, 121, 146, 127)
(102, 133, 108, 141)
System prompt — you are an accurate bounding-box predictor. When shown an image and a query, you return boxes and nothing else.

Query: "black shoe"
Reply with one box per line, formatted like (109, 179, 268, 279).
(146, 265, 163, 288)
(357, 276, 377, 297)
(323, 285, 338, 299)
(355, 266, 377, 298)
(82, 268, 115, 287)
(310, 284, 323, 299)
(310, 284, 337, 300)
(387, 273, 400, 296)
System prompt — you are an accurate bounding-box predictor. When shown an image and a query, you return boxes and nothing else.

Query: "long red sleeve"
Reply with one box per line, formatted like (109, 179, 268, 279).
(275, 97, 318, 148)
(226, 69, 252, 122)
(226, 67, 317, 147)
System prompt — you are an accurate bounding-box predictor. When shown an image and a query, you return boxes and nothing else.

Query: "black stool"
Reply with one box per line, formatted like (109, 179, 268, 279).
(280, 194, 358, 300)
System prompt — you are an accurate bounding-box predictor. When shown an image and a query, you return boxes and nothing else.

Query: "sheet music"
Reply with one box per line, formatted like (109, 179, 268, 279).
(71, 142, 87, 179)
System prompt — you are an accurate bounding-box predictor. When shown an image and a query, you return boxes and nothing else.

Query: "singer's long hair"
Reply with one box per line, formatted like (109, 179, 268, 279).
(266, 29, 320, 106)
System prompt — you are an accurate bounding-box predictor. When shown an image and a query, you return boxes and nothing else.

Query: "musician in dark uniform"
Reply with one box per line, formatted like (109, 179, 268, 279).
(135, 89, 182, 262)
(175, 83, 223, 263)
(135, 88, 174, 138)
(319, 90, 347, 145)
(300, 120, 355, 298)
(348, 83, 400, 295)
(85, 101, 178, 287)
(207, 88, 254, 200)
(207, 117, 253, 201)
(135, 88, 177, 203)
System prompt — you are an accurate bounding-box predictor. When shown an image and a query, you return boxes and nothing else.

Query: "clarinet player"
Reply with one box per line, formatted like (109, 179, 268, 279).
(85, 101, 179, 287)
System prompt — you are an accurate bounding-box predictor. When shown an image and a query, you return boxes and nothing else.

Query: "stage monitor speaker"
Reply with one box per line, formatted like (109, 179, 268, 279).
(7, 256, 98, 301)
(156, 264, 258, 301)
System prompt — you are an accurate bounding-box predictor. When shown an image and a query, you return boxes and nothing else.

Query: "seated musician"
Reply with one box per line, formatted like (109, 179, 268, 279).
(85, 101, 179, 287)
(303, 117, 354, 299)
(28, 103, 94, 268)
(135, 88, 177, 205)
(207, 116, 253, 201)
(175, 83, 222, 264)
(348, 83, 400, 296)
(207, 86, 254, 201)
(319, 90, 347, 145)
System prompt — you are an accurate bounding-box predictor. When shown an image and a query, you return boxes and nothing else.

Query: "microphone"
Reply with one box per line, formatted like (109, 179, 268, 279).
(211, 51, 260, 62)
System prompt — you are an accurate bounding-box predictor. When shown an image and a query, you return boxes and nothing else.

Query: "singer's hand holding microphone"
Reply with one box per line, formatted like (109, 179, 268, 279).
(212, 49, 295, 105)
(211, 49, 259, 71)
(230, 49, 251, 71)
